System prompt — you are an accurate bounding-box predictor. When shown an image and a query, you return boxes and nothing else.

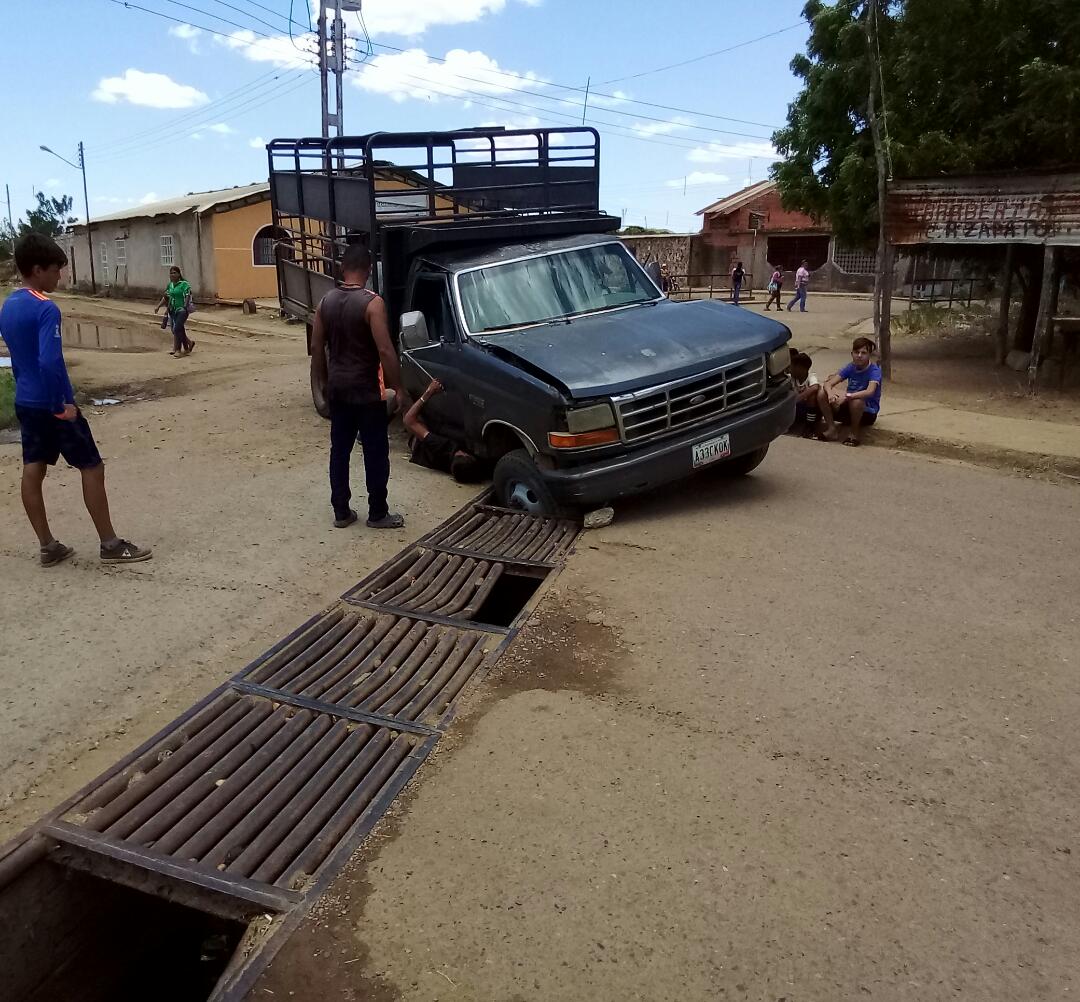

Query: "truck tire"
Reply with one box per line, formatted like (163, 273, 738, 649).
(310, 353, 330, 419)
(717, 445, 769, 476)
(494, 449, 564, 516)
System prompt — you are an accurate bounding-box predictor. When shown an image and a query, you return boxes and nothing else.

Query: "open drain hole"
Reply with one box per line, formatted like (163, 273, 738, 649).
(2, 856, 246, 1002)
(472, 569, 546, 627)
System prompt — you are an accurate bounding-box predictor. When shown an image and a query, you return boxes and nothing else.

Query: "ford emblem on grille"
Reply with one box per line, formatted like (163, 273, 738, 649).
(690, 393, 707, 406)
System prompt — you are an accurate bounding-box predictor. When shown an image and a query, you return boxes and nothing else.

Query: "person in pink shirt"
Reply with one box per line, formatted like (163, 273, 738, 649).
(787, 260, 810, 312)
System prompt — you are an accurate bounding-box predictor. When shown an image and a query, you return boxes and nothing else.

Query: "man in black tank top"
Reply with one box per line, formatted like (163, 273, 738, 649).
(310, 244, 408, 529)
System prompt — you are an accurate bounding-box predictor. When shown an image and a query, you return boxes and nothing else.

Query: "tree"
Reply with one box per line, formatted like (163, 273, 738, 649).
(772, 0, 1080, 247)
(18, 192, 76, 239)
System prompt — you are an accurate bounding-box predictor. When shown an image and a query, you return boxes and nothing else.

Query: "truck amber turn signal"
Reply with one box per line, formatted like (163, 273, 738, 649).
(548, 428, 620, 449)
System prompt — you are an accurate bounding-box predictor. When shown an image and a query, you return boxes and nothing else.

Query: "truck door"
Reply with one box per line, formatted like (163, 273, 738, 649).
(402, 272, 467, 440)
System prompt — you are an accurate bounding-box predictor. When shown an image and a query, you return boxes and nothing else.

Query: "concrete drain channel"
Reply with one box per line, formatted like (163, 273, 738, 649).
(0, 495, 579, 1002)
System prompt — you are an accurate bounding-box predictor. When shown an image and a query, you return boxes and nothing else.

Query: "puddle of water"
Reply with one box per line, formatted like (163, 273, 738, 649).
(63, 321, 164, 353)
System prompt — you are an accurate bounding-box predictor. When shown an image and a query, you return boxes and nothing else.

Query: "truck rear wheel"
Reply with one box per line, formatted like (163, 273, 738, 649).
(717, 445, 769, 476)
(494, 449, 563, 516)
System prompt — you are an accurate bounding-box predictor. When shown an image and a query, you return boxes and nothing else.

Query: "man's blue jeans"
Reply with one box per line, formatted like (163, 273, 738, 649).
(787, 286, 807, 312)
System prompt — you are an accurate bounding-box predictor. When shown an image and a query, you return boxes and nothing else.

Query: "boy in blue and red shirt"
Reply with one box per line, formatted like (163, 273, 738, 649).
(0, 233, 151, 566)
(815, 336, 883, 445)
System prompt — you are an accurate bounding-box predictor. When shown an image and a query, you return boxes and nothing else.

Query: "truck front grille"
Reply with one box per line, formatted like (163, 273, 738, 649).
(613, 356, 767, 443)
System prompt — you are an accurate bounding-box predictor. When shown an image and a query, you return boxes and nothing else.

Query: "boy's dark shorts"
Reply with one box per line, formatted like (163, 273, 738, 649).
(15, 404, 103, 469)
(835, 401, 877, 426)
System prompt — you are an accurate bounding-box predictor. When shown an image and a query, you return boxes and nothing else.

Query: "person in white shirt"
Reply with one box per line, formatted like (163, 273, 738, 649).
(787, 259, 810, 312)
(789, 351, 821, 435)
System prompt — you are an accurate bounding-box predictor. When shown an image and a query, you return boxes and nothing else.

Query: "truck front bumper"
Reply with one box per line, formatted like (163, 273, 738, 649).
(542, 387, 795, 508)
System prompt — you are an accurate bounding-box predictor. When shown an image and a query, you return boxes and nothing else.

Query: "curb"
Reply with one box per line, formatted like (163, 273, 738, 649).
(866, 426, 1080, 481)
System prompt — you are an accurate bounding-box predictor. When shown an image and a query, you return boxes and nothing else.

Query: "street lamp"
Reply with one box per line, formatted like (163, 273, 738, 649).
(40, 141, 95, 293)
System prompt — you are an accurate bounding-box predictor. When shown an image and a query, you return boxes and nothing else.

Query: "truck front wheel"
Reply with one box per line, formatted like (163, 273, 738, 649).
(494, 449, 563, 516)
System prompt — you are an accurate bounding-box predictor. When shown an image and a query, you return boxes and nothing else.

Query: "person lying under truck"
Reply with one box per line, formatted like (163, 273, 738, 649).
(403, 378, 485, 483)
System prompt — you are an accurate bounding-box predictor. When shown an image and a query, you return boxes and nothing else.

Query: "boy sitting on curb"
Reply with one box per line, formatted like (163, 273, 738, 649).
(816, 336, 882, 446)
(788, 351, 821, 436)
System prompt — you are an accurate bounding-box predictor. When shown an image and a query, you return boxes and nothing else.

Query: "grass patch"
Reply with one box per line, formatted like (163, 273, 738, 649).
(0, 370, 15, 429)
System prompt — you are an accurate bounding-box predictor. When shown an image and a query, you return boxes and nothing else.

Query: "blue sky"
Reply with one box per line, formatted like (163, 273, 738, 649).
(2, 0, 811, 234)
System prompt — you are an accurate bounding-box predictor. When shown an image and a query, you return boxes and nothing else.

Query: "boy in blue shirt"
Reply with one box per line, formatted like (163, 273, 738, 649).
(0, 233, 151, 566)
(815, 336, 882, 445)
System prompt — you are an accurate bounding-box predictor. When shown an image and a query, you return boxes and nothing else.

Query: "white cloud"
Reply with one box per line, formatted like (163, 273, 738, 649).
(360, 0, 523, 37)
(190, 132, 203, 141)
(589, 89, 629, 109)
(94, 195, 134, 206)
(44, 178, 62, 191)
(139, 192, 160, 205)
(169, 24, 202, 53)
(686, 140, 778, 164)
(632, 115, 692, 138)
(665, 171, 731, 188)
(216, 30, 316, 70)
(351, 48, 544, 103)
(208, 122, 234, 134)
(249, 136, 267, 149)
(91, 69, 209, 109)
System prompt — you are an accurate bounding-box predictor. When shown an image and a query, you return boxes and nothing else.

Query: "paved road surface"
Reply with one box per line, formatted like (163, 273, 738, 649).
(260, 438, 1080, 1002)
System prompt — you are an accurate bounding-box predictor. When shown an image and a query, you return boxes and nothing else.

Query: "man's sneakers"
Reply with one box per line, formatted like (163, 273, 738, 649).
(40, 540, 74, 567)
(100, 538, 154, 563)
(367, 512, 405, 529)
(334, 509, 405, 529)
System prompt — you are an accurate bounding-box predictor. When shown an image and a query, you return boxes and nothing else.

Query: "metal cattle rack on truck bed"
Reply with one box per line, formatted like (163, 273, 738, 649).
(266, 127, 616, 327)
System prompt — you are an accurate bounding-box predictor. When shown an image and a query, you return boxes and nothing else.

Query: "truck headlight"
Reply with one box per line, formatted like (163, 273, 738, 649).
(550, 402, 619, 449)
(566, 402, 615, 433)
(767, 346, 791, 376)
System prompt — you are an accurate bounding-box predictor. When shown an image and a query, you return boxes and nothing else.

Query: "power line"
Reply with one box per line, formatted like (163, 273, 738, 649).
(600, 22, 805, 84)
(360, 39, 782, 131)
(91, 74, 316, 163)
(349, 44, 775, 142)
(87, 66, 296, 154)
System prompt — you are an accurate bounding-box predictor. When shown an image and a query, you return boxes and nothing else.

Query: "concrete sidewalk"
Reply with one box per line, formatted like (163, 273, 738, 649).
(871, 395, 1080, 478)
(797, 343, 1080, 479)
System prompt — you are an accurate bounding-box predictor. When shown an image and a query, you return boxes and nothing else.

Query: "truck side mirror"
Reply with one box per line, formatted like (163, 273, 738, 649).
(400, 311, 432, 351)
(644, 261, 663, 287)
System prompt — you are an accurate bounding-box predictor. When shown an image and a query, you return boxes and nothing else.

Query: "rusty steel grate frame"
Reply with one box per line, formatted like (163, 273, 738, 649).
(0, 495, 579, 1001)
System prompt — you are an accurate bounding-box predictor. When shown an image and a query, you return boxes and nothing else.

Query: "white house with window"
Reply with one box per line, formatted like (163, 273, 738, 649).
(66, 182, 278, 301)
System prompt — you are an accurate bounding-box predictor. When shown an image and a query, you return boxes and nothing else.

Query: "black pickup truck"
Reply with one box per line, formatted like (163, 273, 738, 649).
(268, 128, 795, 514)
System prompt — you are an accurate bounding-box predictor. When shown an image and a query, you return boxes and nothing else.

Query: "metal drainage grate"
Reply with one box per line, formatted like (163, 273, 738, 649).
(426, 504, 578, 564)
(0, 495, 579, 1002)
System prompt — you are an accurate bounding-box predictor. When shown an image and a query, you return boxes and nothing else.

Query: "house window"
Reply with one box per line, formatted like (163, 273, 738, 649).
(100, 241, 108, 269)
(252, 224, 289, 267)
(115, 238, 127, 266)
(832, 243, 877, 275)
(160, 234, 175, 267)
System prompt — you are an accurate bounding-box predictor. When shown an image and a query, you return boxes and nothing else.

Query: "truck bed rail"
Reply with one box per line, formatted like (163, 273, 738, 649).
(266, 128, 610, 321)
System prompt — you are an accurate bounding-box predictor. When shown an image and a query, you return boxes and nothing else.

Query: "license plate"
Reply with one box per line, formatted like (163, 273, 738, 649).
(692, 433, 731, 468)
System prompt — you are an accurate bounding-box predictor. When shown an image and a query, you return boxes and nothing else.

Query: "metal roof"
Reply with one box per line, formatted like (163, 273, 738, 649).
(84, 182, 270, 226)
(697, 179, 776, 217)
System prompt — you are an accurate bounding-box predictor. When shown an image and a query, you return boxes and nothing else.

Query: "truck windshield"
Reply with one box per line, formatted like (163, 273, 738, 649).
(457, 242, 660, 334)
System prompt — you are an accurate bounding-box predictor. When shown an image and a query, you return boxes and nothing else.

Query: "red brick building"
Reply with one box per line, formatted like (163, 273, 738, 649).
(693, 180, 878, 292)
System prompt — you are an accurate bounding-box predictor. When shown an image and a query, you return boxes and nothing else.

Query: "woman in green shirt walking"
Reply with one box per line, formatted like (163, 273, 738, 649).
(154, 266, 195, 356)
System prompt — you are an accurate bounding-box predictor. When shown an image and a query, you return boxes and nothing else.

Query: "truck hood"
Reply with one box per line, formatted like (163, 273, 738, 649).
(475, 299, 791, 398)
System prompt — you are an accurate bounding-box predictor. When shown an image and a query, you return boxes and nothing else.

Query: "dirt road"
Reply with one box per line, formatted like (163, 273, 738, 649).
(259, 439, 1080, 1001)
(0, 301, 470, 838)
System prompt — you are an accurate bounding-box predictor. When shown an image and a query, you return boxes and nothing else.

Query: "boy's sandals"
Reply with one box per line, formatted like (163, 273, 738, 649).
(185, 339, 196, 355)
(816, 429, 839, 442)
(333, 509, 359, 528)
(367, 512, 405, 529)
(41, 540, 74, 567)
(842, 437, 860, 447)
(100, 539, 154, 563)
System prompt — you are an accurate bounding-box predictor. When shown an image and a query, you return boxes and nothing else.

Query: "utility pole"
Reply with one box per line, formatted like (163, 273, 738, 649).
(319, 0, 360, 138)
(866, 0, 891, 377)
(40, 140, 96, 293)
(4, 184, 15, 263)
